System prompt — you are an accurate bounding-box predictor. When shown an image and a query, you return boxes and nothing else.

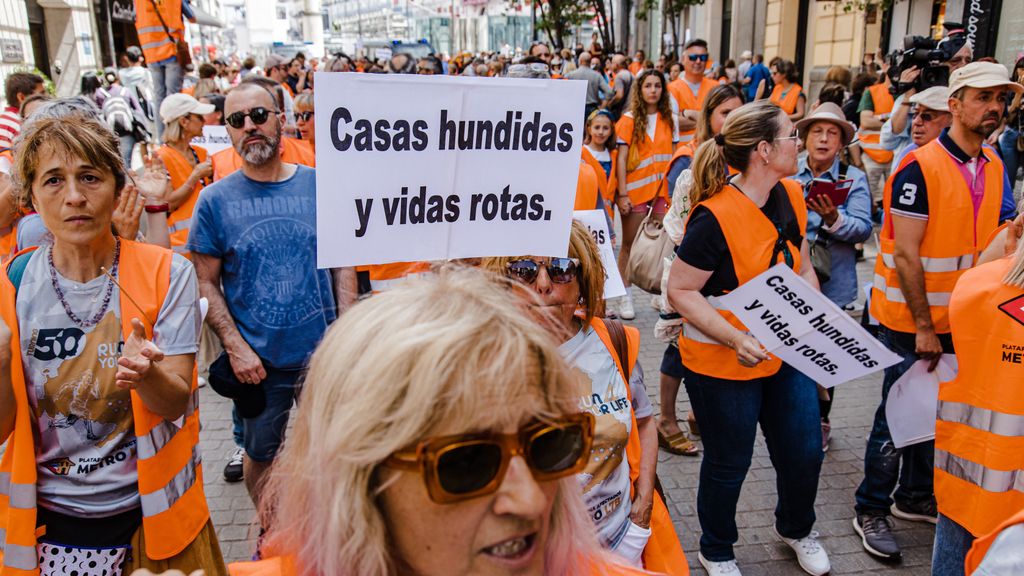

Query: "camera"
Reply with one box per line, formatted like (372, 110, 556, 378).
(888, 23, 967, 96)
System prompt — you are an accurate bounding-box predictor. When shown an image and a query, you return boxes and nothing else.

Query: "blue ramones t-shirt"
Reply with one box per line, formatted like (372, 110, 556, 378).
(187, 165, 336, 369)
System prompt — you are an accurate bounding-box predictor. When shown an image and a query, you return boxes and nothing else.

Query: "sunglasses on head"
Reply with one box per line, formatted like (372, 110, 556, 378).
(296, 111, 314, 122)
(385, 413, 594, 504)
(225, 107, 274, 129)
(506, 257, 580, 285)
(687, 54, 709, 62)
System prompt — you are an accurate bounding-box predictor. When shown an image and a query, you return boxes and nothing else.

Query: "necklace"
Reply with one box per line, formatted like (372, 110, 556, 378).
(48, 237, 121, 328)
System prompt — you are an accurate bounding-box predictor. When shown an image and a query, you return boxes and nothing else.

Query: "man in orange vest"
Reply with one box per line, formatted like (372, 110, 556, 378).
(668, 39, 718, 144)
(931, 223, 1024, 576)
(186, 82, 357, 509)
(854, 62, 1019, 561)
(134, 0, 190, 141)
(857, 74, 895, 210)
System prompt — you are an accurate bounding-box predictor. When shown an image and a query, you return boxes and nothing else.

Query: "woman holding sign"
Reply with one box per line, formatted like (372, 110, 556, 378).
(615, 69, 678, 320)
(667, 101, 829, 576)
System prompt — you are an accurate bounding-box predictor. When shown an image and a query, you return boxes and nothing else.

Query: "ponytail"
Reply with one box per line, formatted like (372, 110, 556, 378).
(690, 138, 728, 205)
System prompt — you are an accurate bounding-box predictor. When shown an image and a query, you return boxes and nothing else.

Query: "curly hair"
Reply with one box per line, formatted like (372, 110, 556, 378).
(626, 69, 674, 171)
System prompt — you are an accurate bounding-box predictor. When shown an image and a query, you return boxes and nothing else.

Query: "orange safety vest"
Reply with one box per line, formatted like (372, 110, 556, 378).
(366, 261, 431, 293)
(590, 318, 688, 575)
(666, 142, 695, 184)
(134, 0, 185, 64)
(156, 144, 208, 257)
(668, 77, 719, 143)
(211, 138, 315, 181)
(575, 161, 601, 211)
(615, 113, 674, 205)
(628, 62, 643, 76)
(870, 140, 1003, 334)
(678, 180, 808, 381)
(581, 146, 618, 206)
(934, 256, 1024, 538)
(0, 240, 208, 574)
(964, 508, 1024, 575)
(0, 223, 16, 265)
(770, 83, 803, 115)
(857, 84, 895, 164)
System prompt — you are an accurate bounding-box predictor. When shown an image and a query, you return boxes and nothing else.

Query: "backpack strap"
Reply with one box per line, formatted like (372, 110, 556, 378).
(604, 318, 631, 383)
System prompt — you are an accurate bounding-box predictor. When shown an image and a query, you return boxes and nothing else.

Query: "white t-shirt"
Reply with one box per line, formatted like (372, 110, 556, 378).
(586, 145, 611, 163)
(17, 248, 200, 517)
(561, 325, 651, 549)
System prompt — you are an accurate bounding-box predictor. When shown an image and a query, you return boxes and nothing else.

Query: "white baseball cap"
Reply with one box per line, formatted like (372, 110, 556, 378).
(947, 61, 1024, 96)
(159, 93, 215, 123)
(909, 86, 950, 112)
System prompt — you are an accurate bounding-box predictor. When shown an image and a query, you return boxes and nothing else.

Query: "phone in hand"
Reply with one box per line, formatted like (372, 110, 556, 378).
(808, 178, 853, 207)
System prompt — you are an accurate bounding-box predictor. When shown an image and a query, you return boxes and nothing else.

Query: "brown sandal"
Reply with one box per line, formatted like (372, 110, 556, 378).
(687, 412, 701, 440)
(658, 428, 700, 456)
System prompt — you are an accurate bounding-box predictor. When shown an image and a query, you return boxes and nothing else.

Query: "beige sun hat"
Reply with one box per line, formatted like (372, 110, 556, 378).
(909, 86, 950, 112)
(795, 102, 856, 146)
(948, 61, 1024, 96)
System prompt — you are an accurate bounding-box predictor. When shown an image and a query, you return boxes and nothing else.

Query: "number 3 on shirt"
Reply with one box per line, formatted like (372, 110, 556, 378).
(898, 183, 918, 206)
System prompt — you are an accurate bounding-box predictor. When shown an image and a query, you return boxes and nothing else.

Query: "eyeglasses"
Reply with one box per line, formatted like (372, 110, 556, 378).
(687, 54, 709, 62)
(909, 109, 947, 123)
(506, 257, 580, 285)
(775, 129, 800, 143)
(225, 107, 274, 129)
(296, 111, 314, 122)
(385, 413, 594, 504)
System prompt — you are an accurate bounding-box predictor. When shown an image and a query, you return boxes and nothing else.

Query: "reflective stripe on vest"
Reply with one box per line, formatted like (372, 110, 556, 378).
(0, 474, 34, 510)
(935, 449, 1024, 495)
(872, 273, 952, 306)
(137, 389, 200, 459)
(857, 84, 894, 163)
(139, 444, 201, 515)
(625, 172, 664, 192)
(168, 218, 191, 234)
(369, 272, 429, 293)
(938, 400, 1024, 438)
(616, 114, 674, 204)
(878, 252, 974, 274)
(0, 540, 36, 571)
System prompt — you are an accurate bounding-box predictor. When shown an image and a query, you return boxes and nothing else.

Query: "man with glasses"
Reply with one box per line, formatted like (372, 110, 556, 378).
(855, 62, 1021, 562)
(187, 82, 357, 509)
(668, 39, 718, 143)
(891, 86, 952, 168)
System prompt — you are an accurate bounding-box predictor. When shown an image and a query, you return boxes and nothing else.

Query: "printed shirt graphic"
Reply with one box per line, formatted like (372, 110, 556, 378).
(17, 249, 200, 517)
(186, 166, 336, 368)
(561, 326, 648, 549)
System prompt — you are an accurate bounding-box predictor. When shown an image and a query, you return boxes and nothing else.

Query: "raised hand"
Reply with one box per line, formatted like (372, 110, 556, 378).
(116, 318, 165, 389)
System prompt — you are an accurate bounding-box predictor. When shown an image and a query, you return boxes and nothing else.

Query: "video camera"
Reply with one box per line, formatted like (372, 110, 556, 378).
(888, 23, 968, 96)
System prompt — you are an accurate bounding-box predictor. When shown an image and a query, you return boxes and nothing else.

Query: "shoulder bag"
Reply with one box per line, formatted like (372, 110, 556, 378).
(627, 206, 675, 295)
(148, 0, 192, 67)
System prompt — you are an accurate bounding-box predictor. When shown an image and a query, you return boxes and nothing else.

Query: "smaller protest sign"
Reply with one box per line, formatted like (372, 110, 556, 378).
(190, 125, 232, 155)
(886, 355, 957, 448)
(574, 210, 626, 299)
(377, 47, 393, 61)
(718, 264, 901, 387)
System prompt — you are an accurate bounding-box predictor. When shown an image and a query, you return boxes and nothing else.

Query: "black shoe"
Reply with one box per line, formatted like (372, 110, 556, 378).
(853, 512, 902, 560)
(891, 500, 938, 525)
(223, 447, 245, 483)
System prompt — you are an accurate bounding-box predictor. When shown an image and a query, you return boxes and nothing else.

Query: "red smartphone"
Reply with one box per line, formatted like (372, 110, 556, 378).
(808, 178, 853, 206)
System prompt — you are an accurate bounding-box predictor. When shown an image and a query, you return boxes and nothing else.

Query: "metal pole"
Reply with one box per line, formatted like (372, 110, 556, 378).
(105, 0, 116, 68)
(451, 0, 456, 55)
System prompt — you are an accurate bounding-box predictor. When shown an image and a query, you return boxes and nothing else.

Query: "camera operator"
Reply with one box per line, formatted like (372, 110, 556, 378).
(880, 25, 973, 163)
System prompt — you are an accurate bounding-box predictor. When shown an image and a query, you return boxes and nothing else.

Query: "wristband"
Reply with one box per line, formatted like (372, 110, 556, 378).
(145, 204, 170, 214)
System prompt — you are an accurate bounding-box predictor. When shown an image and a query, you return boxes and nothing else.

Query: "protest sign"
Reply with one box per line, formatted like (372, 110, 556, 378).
(190, 125, 232, 155)
(718, 264, 901, 387)
(313, 73, 586, 268)
(574, 210, 626, 299)
(886, 355, 957, 448)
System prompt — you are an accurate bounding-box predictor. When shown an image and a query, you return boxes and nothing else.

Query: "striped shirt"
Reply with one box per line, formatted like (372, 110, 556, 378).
(0, 106, 21, 149)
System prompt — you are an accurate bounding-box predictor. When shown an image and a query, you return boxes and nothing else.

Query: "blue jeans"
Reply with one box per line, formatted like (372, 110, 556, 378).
(683, 363, 823, 561)
(932, 514, 974, 576)
(232, 407, 244, 449)
(118, 133, 135, 170)
(149, 58, 182, 141)
(999, 127, 1021, 185)
(854, 327, 936, 514)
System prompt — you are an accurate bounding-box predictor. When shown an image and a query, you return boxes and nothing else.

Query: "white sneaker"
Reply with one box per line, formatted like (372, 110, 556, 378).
(774, 527, 830, 576)
(698, 552, 742, 575)
(197, 376, 208, 388)
(619, 294, 636, 320)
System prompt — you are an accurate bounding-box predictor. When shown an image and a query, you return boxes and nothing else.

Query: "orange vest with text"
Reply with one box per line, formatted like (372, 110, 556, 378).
(590, 318, 689, 575)
(615, 113, 674, 205)
(156, 144, 208, 257)
(575, 161, 601, 211)
(770, 83, 803, 115)
(0, 241, 208, 574)
(581, 146, 618, 207)
(668, 77, 719, 143)
(964, 508, 1024, 575)
(678, 180, 808, 381)
(857, 83, 895, 164)
(134, 0, 185, 64)
(934, 256, 1024, 538)
(211, 138, 315, 181)
(870, 140, 1003, 334)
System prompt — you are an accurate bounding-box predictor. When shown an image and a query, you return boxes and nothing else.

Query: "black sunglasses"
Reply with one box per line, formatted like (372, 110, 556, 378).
(506, 258, 580, 285)
(687, 54, 709, 62)
(226, 107, 274, 129)
(296, 111, 314, 122)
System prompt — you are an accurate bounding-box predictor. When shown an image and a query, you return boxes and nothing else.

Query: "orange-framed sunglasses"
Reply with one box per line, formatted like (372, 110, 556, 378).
(384, 412, 595, 504)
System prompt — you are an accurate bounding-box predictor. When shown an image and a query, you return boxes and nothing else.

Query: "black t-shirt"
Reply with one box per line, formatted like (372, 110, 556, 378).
(676, 183, 803, 297)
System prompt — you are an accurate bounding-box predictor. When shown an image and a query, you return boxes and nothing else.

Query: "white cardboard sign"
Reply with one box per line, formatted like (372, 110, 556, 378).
(886, 355, 957, 448)
(313, 73, 586, 268)
(574, 210, 626, 299)
(718, 264, 901, 387)
(190, 125, 232, 155)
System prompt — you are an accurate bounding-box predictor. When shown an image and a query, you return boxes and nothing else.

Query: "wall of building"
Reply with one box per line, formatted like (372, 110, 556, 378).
(763, 0, 798, 62)
(0, 0, 36, 96)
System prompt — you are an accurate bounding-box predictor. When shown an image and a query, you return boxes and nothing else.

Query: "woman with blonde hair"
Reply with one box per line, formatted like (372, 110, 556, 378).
(231, 267, 649, 576)
(614, 69, 678, 319)
(156, 93, 214, 255)
(482, 222, 688, 575)
(666, 100, 828, 576)
(294, 93, 315, 151)
(0, 107, 223, 575)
